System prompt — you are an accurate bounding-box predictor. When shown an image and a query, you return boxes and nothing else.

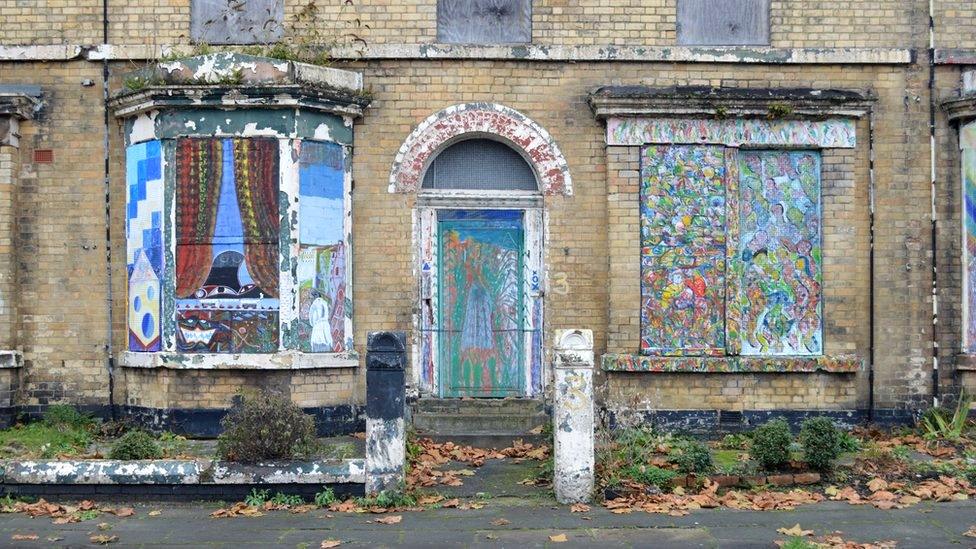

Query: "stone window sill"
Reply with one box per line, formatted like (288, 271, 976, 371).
(955, 353, 976, 371)
(601, 354, 860, 374)
(119, 351, 359, 370)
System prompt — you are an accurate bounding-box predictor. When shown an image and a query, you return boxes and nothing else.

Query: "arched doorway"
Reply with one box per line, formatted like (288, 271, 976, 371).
(390, 103, 572, 398)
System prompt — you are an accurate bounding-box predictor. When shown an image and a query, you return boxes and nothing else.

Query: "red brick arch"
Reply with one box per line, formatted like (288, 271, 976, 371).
(388, 103, 573, 196)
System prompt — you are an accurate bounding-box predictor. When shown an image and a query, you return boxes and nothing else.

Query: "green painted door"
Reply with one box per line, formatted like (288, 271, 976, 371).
(438, 210, 525, 397)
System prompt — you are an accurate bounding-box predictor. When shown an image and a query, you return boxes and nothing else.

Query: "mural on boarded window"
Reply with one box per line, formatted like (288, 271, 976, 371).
(640, 145, 727, 355)
(174, 138, 280, 353)
(126, 140, 164, 352)
(731, 150, 822, 356)
(297, 141, 346, 352)
(964, 145, 976, 352)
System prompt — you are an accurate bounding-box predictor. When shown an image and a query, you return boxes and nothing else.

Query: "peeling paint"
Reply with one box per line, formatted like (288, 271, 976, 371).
(553, 329, 594, 504)
(365, 417, 405, 495)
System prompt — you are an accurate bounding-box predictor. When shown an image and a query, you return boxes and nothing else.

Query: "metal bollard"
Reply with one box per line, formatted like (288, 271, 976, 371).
(553, 329, 595, 504)
(364, 331, 406, 495)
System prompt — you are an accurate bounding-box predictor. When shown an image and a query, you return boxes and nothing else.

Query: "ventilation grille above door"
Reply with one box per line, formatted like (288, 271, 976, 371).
(422, 139, 539, 192)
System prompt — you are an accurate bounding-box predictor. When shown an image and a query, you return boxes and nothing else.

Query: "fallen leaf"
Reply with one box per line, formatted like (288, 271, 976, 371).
(11, 534, 38, 540)
(452, 469, 476, 476)
(491, 518, 510, 526)
(321, 540, 343, 548)
(570, 503, 590, 513)
(375, 515, 402, 525)
(417, 495, 444, 505)
(148, 510, 162, 517)
(89, 534, 119, 545)
(964, 526, 976, 537)
(97, 522, 112, 531)
(867, 478, 889, 492)
(776, 524, 814, 537)
(106, 507, 135, 518)
(46, 537, 63, 542)
(824, 485, 839, 497)
(549, 534, 568, 542)
(441, 499, 461, 508)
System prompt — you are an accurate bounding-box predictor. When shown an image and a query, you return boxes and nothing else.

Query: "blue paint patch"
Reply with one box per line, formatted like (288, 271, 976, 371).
(299, 141, 345, 246)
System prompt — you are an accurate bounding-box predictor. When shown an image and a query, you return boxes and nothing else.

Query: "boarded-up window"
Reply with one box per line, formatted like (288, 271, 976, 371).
(677, 0, 769, 46)
(191, 0, 284, 45)
(437, 0, 531, 44)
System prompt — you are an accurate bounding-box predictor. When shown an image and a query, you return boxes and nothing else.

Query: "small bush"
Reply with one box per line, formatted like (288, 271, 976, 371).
(670, 439, 713, 474)
(620, 464, 677, 489)
(750, 419, 793, 471)
(269, 492, 304, 506)
(719, 433, 751, 450)
(43, 405, 93, 432)
(357, 488, 416, 509)
(216, 391, 317, 463)
(799, 417, 842, 472)
(244, 488, 270, 506)
(109, 431, 162, 460)
(314, 487, 337, 507)
(836, 431, 861, 453)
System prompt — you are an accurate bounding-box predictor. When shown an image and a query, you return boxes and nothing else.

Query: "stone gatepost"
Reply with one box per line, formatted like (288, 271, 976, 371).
(553, 329, 595, 504)
(365, 331, 406, 495)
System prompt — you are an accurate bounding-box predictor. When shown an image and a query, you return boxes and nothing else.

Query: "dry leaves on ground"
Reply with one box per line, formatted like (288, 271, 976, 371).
(549, 534, 568, 543)
(570, 503, 590, 513)
(963, 526, 976, 538)
(0, 499, 138, 524)
(777, 524, 814, 537)
(375, 515, 402, 525)
(776, 530, 897, 549)
(407, 438, 549, 489)
(490, 518, 511, 526)
(11, 534, 39, 541)
(89, 534, 119, 545)
(321, 540, 343, 548)
(603, 479, 824, 515)
(210, 503, 265, 518)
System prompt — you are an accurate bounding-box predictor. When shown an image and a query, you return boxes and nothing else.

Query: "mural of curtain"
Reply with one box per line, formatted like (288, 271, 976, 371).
(175, 138, 223, 298)
(233, 138, 280, 297)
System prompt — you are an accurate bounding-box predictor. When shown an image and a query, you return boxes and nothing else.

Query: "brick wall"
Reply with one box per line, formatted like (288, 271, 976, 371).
(2, 0, 919, 49)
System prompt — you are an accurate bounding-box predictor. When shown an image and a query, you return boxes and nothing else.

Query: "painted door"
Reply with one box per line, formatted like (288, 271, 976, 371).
(437, 210, 525, 397)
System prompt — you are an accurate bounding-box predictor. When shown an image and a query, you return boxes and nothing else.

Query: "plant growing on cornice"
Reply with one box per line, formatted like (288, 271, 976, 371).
(767, 102, 794, 119)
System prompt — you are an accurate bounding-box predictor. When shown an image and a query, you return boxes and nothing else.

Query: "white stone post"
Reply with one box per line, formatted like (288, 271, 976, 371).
(553, 329, 595, 504)
(365, 331, 406, 495)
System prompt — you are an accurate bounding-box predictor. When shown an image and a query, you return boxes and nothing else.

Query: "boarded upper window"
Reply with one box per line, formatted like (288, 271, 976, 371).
(422, 139, 538, 191)
(677, 0, 769, 46)
(437, 0, 532, 44)
(191, 0, 284, 45)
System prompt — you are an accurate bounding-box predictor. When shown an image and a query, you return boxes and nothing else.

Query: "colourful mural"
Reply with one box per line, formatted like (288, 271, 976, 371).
(296, 141, 347, 352)
(438, 210, 524, 397)
(126, 140, 164, 352)
(732, 150, 823, 356)
(601, 353, 861, 373)
(607, 118, 857, 149)
(640, 145, 726, 355)
(964, 146, 976, 352)
(174, 137, 280, 353)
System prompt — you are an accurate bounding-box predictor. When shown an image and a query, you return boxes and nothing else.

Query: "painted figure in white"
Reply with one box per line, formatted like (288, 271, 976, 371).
(309, 289, 334, 352)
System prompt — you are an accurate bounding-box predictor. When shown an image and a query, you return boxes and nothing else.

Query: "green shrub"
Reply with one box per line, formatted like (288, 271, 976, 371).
(920, 391, 972, 442)
(269, 492, 304, 506)
(314, 487, 337, 507)
(836, 431, 861, 453)
(43, 405, 93, 432)
(216, 391, 317, 463)
(750, 419, 793, 471)
(670, 439, 713, 474)
(620, 464, 677, 489)
(244, 488, 269, 506)
(356, 487, 416, 509)
(799, 417, 842, 472)
(109, 431, 162, 460)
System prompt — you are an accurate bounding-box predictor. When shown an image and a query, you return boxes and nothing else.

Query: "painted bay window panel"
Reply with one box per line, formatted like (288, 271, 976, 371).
(126, 140, 164, 352)
(174, 137, 280, 354)
(963, 124, 976, 352)
(639, 145, 727, 355)
(732, 150, 823, 356)
(297, 141, 348, 353)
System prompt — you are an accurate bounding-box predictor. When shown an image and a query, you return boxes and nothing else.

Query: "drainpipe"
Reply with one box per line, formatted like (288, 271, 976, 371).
(928, 0, 940, 408)
(102, 0, 117, 420)
(868, 106, 877, 422)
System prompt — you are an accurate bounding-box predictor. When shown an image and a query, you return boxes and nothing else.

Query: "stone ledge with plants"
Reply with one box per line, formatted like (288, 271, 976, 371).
(0, 392, 365, 490)
(596, 392, 976, 515)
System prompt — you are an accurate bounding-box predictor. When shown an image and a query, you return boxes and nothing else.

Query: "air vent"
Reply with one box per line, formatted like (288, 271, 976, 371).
(33, 149, 53, 163)
(718, 410, 744, 425)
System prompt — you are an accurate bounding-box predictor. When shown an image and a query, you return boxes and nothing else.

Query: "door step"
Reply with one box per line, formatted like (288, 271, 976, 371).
(411, 398, 549, 450)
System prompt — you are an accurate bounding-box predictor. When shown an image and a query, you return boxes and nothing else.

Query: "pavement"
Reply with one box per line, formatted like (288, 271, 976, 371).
(0, 497, 974, 548)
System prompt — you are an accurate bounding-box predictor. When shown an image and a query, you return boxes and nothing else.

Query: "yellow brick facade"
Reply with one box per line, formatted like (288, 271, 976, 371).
(0, 0, 968, 431)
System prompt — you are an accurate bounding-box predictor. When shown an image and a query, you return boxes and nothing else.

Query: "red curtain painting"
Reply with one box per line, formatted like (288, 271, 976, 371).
(233, 138, 280, 298)
(175, 138, 223, 298)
